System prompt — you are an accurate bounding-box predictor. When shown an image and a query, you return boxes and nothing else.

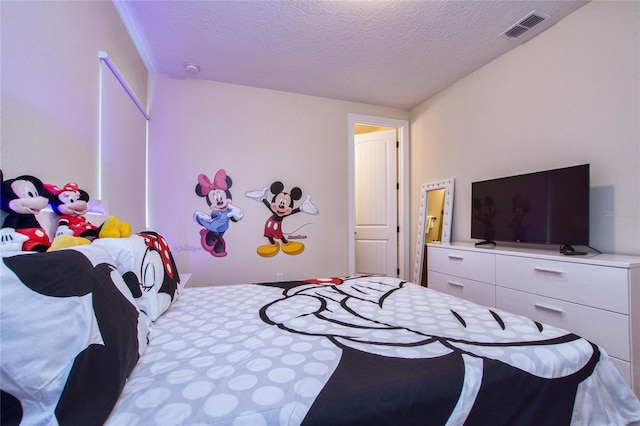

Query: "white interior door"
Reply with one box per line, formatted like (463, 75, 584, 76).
(354, 129, 398, 276)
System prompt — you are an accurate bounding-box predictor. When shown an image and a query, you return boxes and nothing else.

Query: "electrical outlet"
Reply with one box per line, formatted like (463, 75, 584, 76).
(276, 272, 284, 282)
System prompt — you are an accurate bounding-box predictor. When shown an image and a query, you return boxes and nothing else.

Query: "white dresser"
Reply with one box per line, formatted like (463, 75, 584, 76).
(427, 242, 640, 396)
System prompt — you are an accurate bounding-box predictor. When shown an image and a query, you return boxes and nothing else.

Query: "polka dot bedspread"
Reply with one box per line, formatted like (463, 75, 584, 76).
(105, 276, 640, 425)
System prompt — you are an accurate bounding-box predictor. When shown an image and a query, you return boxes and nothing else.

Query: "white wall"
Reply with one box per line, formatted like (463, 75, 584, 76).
(410, 1, 640, 257)
(147, 75, 408, 286)
(0, 1, 147, 197)
(4, 0, 637, 289)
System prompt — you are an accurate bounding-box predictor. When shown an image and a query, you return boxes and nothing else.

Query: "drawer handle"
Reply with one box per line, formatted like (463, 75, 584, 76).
(448, 281, 464, 288)
(448, 255, 464, 261)
(534, 302, 565, 314)
(533, 267, 564, 275)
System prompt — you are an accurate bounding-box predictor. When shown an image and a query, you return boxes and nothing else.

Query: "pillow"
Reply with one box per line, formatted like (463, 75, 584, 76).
(0, 244, 150, 426)
(92, 231, 182, 322)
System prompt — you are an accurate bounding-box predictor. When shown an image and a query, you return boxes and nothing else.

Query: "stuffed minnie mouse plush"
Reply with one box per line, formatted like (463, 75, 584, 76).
(46, 182, 101, 239)
(0, 170, 51, 252)
(46, 182, 132, 250)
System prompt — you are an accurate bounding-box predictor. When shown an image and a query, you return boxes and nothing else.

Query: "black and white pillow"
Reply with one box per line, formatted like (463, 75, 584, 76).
(93, 231, 182, 322)
(0, 244, 149, 426)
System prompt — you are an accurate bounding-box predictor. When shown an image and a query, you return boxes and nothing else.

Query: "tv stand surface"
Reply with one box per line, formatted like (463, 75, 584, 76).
(426, 242, 640, 397)
(474, 240, 496, 248)
(559, 244, 588, 256)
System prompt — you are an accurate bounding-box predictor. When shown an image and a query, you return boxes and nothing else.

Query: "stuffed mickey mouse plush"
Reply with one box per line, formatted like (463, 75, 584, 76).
(0, 170, 51, 252)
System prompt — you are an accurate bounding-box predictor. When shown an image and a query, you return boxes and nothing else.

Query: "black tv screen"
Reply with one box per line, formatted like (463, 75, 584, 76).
(471, 164, 590, 246)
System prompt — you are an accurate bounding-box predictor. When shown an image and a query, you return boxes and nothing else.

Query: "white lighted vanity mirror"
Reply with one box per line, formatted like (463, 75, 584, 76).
(413, 179, 454, 285)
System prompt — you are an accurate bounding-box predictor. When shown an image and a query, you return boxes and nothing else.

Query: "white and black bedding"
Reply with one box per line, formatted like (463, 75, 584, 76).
(104, 277, 640, 426)
(2, 242, 640, 426)
(1, 232, 182, 426)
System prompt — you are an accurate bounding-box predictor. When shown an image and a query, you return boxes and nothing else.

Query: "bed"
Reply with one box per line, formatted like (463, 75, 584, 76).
(2, 236, 640, 426)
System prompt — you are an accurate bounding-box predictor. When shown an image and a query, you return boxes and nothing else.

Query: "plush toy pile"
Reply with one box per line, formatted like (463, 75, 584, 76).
(0, 170, 131, 253)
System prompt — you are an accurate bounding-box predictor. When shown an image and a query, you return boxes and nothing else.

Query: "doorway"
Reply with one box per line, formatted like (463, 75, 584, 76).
(347, 114, 409, 279)
(354, 128, 397, 276)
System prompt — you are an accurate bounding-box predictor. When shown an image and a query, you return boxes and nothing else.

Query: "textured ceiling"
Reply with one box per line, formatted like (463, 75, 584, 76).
(114, 0, 589, 110)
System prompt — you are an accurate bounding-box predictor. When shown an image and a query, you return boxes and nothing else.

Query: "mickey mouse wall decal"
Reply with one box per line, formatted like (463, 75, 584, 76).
(245, 181, 319, 257)
(193, 169, 244, 257)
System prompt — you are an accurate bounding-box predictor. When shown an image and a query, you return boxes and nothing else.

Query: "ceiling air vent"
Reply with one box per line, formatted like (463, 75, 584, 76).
(500, 11, 550, 40)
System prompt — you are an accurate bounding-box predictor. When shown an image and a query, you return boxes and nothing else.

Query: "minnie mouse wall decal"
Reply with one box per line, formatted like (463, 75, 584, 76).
(193, 169, 244, 257)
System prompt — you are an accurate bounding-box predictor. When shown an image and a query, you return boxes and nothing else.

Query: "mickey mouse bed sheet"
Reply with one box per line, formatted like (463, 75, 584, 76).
(106, 276, 640, 426)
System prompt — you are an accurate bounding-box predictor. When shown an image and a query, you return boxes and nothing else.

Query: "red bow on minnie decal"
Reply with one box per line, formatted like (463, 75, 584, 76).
(198, 169, 228, 193)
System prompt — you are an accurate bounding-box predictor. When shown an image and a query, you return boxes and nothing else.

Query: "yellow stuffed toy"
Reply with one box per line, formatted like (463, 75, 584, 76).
(98, 215, 131, 238)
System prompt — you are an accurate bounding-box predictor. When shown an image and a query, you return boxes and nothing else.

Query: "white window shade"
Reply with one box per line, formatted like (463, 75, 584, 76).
(99, 52, 148, 232)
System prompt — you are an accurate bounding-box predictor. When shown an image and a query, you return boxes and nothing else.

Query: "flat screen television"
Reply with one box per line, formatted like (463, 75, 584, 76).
(471, 164, 590, 249)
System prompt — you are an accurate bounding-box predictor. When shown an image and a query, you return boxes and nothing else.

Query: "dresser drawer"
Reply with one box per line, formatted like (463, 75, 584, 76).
(495, 256, 629, 314)
(428, 271, 495, 307)
(428, 247, 495, 284)
(496, 287, 630, 361)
